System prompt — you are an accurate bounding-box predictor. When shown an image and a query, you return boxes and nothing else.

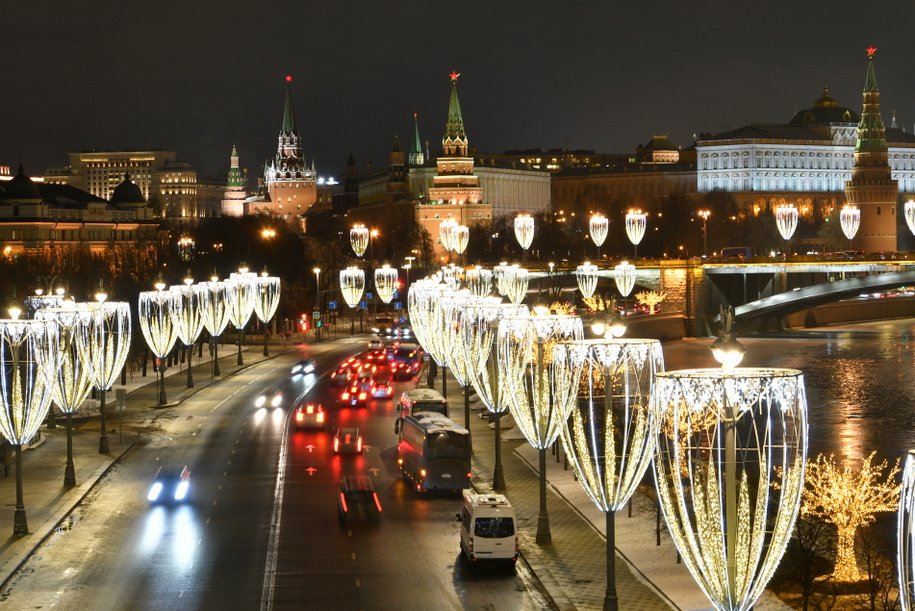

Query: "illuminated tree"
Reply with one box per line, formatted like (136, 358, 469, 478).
(801, 452, 901, 582)
(634, 290, 666, 315)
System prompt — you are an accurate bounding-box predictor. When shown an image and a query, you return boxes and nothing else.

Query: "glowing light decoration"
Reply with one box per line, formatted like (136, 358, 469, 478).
(350, 224, 369, 257)
(226, 270, 258, 366)
(905, 200, 915, 237)
(139, 286, 179, 406)
(339, 266, 366, 308)
(0, 318, 58, 535)
(552, 338, 664, 610)
(36, 306, 93, 486)
(651, 367, 808, 611)
(504, 266, 529, 305)
(614, 262, 636, 297)
(170, 281, 204, 388)
(498, 313, 583, 543)
(465, 267, 493, 297)
(425, 286, 461, 396)
(462, 301, 527, 490)
(441, 264, 461, 289)
(493, 263, 512, 296)
(374, 265, 398, 304)
(625, 210, 647, 247)
(575, 262, 599, 298)
(438, 218, 458, 252)
(900, 450, 915, 610)
(442, 292, 487, 428)
(80, 300, 131, 454)
(839, 205, 860, 241)
(775, 203, 799, 241)
(514, 214, 535, 250)
(407, 279, 437, 356)
(253, 274, 281, 356)
(196, 280, 231, 377)
(590, 214, 609, 248)
(453, 224, 470, 255)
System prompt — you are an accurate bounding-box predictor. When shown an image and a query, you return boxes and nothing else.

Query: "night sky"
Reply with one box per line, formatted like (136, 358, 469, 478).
(4, 1, 914, 181)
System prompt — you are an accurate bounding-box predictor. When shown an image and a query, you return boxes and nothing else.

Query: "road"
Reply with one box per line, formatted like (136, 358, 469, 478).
(0, 337, 545, 610)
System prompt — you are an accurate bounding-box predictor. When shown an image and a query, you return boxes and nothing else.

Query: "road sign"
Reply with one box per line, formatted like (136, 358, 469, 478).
(312, 310, 321, 320)
(393, 302, 402, 311)
(359, 301, 368, 310)
(328, 300, 337, 310)
(365, 292, 373, 300)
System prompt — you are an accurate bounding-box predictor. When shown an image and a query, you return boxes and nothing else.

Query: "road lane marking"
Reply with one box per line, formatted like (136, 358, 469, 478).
(260, 392, 293, 611)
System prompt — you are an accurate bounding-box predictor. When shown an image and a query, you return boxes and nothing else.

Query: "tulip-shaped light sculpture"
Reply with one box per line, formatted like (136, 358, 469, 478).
(197, 279, 231, 377)
(651, 367, 808, 611)
(170, 278, 204, 388)
(350, 224, 369, 257)
(575, 262, 600, 299)
(905, 200, 915, 238)
(514, 214, 535, 255)
(139, 284, 179, 406)
(775, 203, 798, 258)
(443, 292, 485, 432)
(590, 213, 609, 256)
(81, 298, 130, 454)
(553, 339, 664, 611)
(899, 449, 915, 610)
(504, 266, 529, 305)
(453, 224, 470, 256)
(254, 273, 281, 356)
(499, 313, 583, 543)
(463, 301, 528, 490)
(425, 285, 459, 397)
(36, 306, 93, 486)
(340, 266, 365, 335)
(625, 210, 647, 258)
(374, 265, 398, 305)
(227, 271, 257, 365)
(438, 219, 458, 253)
(840, 204, 860, 244)
(614, 262, 636, 298)
(465, 267, 493, 297)
(0, 319, 57, 534)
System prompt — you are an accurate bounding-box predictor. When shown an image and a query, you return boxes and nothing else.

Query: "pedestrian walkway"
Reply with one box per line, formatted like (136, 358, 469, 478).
(435, 371, 792, 611)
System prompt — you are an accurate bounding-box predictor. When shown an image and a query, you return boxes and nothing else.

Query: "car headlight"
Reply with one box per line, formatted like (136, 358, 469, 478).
(291, 365, 301, 374)
(304, 364, 315, 373)
(255, 396, 266, 408)
(271, 395, 282, 407)
(174, 481, 190, 501)
(148, 482, 163, 501)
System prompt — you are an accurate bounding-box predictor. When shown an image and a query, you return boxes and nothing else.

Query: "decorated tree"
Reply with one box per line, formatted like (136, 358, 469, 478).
(800, 452, 900, 582)
(634, 290, 666, 315)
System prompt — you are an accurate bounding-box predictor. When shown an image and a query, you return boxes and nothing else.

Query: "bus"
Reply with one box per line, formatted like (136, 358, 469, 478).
(396, 388, 448, 417)
(720, 246, 753, 259)
(395, 412, 471, 493)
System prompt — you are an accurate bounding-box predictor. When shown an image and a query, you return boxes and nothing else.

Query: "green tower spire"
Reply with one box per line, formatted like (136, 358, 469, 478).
(282, 75, 297, 135)
(444, 71, 467, 145)
(409, 112, 424, 166)
(227, 144, 244, 188)
(855, 47, 887, 153)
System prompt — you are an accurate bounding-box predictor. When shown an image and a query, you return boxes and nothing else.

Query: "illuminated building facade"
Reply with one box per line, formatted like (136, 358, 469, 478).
(221, 144, 247, 217)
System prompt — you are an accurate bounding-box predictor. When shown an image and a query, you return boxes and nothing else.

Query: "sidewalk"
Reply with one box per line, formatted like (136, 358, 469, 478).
(0, 337, 305, 590)
(432, 370, 792, 611)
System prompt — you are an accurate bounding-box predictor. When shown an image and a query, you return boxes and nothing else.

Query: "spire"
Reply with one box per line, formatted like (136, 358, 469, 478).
(392, 132, 401, 153)
(281, 75, 297, 135)
(227, 144, 244, 188)
(409, 112, 424, 166)
(891, 110, 898, 129)
(443, 71, 468, 153)
(855, 47, 887, 153)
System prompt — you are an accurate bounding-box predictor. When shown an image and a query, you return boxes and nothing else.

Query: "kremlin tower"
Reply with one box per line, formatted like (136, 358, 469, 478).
(844, 48, 898, 252)
(221, 144, 246, 217)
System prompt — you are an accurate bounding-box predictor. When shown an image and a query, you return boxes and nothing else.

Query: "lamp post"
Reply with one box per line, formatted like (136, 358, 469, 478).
(439, 219, 458, 256)
(374, 265, 398, 305)
(82, 295, 130, 454)
(840, 204, 860, 250)
(651, 312, 808, 611)
(339, 266, 365, 336)
(138, 282, 178, 406)
(254, 272, 281, 356)
(498, 313, 583, 544)
(464, 266, 493, 297)
(170, 275, 204, 388)
(775, 203, 798, 259)
(625, 210, 647, 259)
(313, 267, 321, 341)
(590, 213, 609, 260)
(226, 269, 257, 365)
(899, 449, 915, 610)
(552, 338, 665, 611)
(905, 200, 915, 238)
(0, 318, 57, 535)
(442, 292, 486, 435)
(614, 262, 636, 316)
(514, 213, 535, 260)
(697, 209, 711, 257)
(575, 262, 599, 299)
(350, 224, 369, 257)
(504, 266, 529, 306)
(36, 305, 93, 486)
(197, 278, 230, 378)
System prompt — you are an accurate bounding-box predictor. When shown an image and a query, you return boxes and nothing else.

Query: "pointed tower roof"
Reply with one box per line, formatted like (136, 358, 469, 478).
(392, 132, 401, 153)
(411, 112, 422, 155)
(281, 75, 297, 135)
(227, 144, 244, 188)
(855, 47, 887, 153)
(444, 71, 467, 143)
(347, 152, 356, 167)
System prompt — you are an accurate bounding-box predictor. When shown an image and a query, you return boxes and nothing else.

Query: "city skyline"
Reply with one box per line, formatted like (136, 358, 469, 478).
(3, 1, 914, 179)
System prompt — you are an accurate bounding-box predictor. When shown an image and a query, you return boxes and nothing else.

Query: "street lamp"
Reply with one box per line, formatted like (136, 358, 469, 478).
(139, 283, 178, 406)
(0, 318, 58, 535)
(82, 295, 130, 454)
(590, 213, 609, 259)
(254, 272, 281, 356)
(339, 266, 365, 335)
(514, 213, 535, 255)
(899, 449, 915, 610)
(614, 262, 636, 298)
(374, 265, 398, 304)
(775, 203, 798, 257)
(442, 292, 486, 434)
(439, 218, 458, 254)
(350, 224, 369, 257)
(575, 262, 599, 299)
(313, 267, 322, 341)
(697, 209, 711, 257)
(453, 224, 469, 259)
(170, 276, 204, 388)
(498, 313, 583, 544)
(197, 278, 230, 377)
(504, 266, 529, 306)
(625, 209, 647, 259)
(226, 269, 257, 365)
(464, 266, 493, 297)
(553, 338, 665, 611)
(905, 200, 915, 238)
(840, 204, 860, 246)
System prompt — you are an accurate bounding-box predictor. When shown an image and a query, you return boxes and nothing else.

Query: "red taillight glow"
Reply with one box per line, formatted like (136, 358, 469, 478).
(419, 468, 426, 478)
(306, 405, 314, 414)
(295, 412, 304, 422)
(339, 492, 348, 513)
(467, 472, 473, 479)
(359, 392, 366, 400)
(373, 492, 383, 513)
(334, 437, 339, 452)
(317, 412, 325, 423)
(357, 437, 362, 452)
(341, 392, 350, 400)
(397, 457, 403, 465)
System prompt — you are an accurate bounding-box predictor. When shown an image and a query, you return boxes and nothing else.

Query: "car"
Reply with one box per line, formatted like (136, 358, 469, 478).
(364, 349, 387, 364)
(371, 318, 396, 336)
(293, 402, 327, 429)
(147, 464, 191, 504)
(333, 427, 364, 454)
(255, 387, 284, 408)
(291, 358, 317, 375)
(338, 475, 382, 524)
(354, 367, 375, 390)
(392, 360, 420, 381)
(370, 376, 394, 399)
(338, 385, 368, 408)
(330, 367, 354, 386)
(367, 339, 384, 351)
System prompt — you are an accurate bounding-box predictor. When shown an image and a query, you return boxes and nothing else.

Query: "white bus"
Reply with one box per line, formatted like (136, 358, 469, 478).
(395, 412, 471, 493)
(396, 388, 448, 418)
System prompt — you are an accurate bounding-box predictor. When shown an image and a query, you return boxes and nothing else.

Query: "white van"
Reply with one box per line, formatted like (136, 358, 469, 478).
(397, 388, 448, 418)
(456, 492, 518, 567)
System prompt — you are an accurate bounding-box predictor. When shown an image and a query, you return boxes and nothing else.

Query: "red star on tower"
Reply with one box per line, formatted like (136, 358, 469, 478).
(285, 75, 293, 83)
(449, 70, 460, 82)
(866, 46, 877, 58)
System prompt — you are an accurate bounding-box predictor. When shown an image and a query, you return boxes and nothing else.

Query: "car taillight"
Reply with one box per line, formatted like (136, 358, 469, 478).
(339, 492, 348, 513)
(295, 412, 304, 422)
(397, 457, 403, 465)
(306, 405, 314, 414)
(373, 492, 383, 513)
(334, 437, 339, 452)
(357, 437, 362, 452)
(467, 472, 473, 479)
(387, 388, 393, 396)
(359, 392, 366, 400)
(317, 412, 324, 423)
(341, 392, 350, 400)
